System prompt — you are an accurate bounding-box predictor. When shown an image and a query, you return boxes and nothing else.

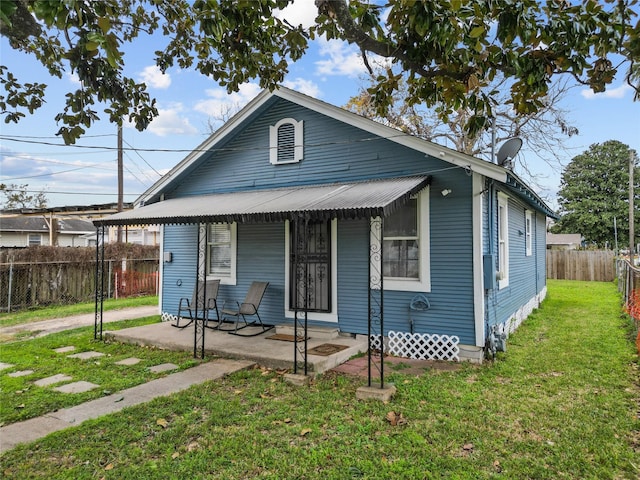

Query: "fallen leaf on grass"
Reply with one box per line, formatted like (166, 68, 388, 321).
(104, 463, 114, 471)
(300, 428, 312, 436)
(385, 411, 407, 426)
(156, 418, 169, 428)
(171, 452, 180, 459)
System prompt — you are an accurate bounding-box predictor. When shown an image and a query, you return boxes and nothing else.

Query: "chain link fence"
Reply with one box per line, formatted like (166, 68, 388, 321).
(0, 245, 159, 313)
(617, 258, 640, 353)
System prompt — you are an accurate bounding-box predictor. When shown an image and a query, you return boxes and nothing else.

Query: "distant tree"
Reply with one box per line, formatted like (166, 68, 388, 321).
(345, 75, 578, 182)
(1, 0, 638, 144)
(552, 141, 639, 248)
(0, 183, 48, 209)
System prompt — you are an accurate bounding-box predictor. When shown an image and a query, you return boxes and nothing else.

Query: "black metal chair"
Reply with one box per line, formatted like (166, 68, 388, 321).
(218, 281, 273, 336)
(172, 279, 220, 329)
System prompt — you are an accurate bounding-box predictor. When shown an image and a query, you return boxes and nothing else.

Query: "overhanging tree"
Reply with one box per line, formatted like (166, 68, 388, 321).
(345, 75, 578, 183)
(1, 0, 639, 144)
(552, 140, 639, 248)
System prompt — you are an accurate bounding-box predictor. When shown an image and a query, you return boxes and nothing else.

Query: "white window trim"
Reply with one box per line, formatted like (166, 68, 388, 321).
(284, 219, 338, 323)
(206, 222, 237, 285)
(371, 188, 431, 292)
(28, 233, 42, 246)
(269, 118, 304, 165)
(498, 192, 509, 289)
(525, 210, 533, 257)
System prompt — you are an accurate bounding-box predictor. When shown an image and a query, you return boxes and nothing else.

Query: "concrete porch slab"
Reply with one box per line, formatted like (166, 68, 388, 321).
(105, 322, 367, 373)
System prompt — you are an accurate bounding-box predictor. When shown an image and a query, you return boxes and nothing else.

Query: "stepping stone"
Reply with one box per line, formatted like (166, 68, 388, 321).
(0, 363, 14, 371)
(54, 381, 99, 394)
(8, 370, 34, 378)
(148, 363, 178, 373)
(35, 374, 72, 387)
(67, 351, 105, 360)
(115, 357, 141, 366)
(54, 346, 76, 353)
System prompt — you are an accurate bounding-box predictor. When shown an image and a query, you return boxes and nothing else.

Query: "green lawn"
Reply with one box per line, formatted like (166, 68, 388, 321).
(0, 280, 638, 479)
(0, 296, 158, 328)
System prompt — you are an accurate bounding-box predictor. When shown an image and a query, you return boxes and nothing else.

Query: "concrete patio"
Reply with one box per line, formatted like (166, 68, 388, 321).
(105, 321, 368, 374)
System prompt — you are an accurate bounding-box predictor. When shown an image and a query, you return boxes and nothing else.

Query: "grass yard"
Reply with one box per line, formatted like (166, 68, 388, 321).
(1, 280, 639, 479)
(0, 296, 159, 328)
(0, 317, 198, 425)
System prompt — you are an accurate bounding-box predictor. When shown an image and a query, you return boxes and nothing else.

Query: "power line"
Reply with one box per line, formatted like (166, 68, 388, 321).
(0, 188, 141, 196)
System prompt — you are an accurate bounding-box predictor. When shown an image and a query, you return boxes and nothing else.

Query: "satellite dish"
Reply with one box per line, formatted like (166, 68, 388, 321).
(496, 137, 523, 168)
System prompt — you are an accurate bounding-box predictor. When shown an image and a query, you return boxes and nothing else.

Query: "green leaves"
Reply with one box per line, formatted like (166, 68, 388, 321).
(554, 141, 639, 247)
(1, 0, 638, 144)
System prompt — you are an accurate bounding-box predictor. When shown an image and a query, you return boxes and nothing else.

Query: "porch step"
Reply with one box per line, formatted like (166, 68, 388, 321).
(275, 325, 340, 340)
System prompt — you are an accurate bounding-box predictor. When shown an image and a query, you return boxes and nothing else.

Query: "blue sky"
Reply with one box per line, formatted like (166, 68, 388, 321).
(1, 0, 638, 210)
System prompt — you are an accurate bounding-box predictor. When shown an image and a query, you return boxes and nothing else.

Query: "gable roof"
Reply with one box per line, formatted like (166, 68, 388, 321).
(0, 216, 95, 233)
(136, 87, 509, 207)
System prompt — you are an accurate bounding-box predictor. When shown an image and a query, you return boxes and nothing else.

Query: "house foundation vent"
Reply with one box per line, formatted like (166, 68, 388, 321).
(388, 331, 460, 361)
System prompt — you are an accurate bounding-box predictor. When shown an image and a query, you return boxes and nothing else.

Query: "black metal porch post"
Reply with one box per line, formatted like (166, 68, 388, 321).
(368, 216, 385, 388)
(193, 223, 207, 359)
(293, 215, 309, 376)
(94, 225, 106, 340)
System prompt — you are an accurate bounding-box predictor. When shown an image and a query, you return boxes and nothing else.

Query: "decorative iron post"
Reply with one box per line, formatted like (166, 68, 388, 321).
(193, 223, 208, 359)
(94, 225, 106, 340)
(368, 216, 385, 388)
(293, 215, 310, 376)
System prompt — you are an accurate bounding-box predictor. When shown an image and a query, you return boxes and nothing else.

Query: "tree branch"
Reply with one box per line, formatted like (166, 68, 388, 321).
(315, 0, 468, 81)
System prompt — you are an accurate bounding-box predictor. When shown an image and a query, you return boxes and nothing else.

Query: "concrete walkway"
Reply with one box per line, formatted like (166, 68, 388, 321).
(0, 305, 158, 340)
(0, 359, 254, 454)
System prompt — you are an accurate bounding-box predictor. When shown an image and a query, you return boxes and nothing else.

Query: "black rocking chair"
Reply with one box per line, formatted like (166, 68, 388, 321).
(172, 279, 220, 329)
(218, 281, 273, 336)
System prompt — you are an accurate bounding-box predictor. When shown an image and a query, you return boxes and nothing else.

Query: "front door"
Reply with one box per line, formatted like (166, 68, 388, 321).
(290, 219, 331, 312)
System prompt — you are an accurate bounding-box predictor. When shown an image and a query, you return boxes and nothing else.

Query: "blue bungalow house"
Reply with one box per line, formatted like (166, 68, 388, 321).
(95, 87, 555, 366)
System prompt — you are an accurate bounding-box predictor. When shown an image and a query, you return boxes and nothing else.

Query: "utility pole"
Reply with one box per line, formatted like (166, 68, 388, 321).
(117, 124, 123, 243)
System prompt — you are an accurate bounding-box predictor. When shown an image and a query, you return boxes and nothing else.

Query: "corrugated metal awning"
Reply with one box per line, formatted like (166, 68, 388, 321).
(94, 176, 431, 226)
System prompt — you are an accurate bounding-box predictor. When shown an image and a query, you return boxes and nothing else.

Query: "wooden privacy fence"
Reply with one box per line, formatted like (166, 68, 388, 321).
(546, 250, 615, 282)
(0, 258, 158, 312)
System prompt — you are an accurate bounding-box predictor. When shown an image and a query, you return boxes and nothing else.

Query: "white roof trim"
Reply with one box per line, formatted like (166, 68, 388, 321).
(137, 87, 507, 205)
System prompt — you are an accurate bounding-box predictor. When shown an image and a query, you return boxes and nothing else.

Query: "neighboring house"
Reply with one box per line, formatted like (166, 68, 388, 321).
(0, 216, 94, 247)
(96, 87, 556, 363)
(546, 233, 583, 250)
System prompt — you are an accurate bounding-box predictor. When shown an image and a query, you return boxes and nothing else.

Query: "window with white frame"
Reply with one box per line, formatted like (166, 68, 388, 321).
(384, 198, 419, 279)
(207, 222, 237, 284)
(269, 118, 303, 164)
(497, 193, 509, 288)
(375, 189, 430, 292)
(28, 234, 42, 246)
(525, 210, 533, 257)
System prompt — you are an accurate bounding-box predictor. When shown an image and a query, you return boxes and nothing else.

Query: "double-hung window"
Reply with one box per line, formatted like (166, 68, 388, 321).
(207, 223, 237, 284)
(384, 198, 419, 279)
(376, 189, 430, 292)
(525, 210, 533, 256)
(497, 193, 509, 288)
(28, 234, 42, 246)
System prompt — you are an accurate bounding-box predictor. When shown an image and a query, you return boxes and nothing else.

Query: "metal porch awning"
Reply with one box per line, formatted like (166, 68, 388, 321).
(93, 175, 431, 227)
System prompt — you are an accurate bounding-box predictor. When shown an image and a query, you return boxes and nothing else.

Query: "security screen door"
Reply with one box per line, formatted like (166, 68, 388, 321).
(290, 220, 331, 312)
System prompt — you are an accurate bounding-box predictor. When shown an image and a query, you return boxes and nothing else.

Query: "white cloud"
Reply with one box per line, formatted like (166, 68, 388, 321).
(138, 65, 171, 89)
(193, 82, 262, 120)
(66, 71, 81, 85)
(282, 78, 321, 97)
(315, 39, 369, 78)
(580, 83, 632, 100)
(146, 103, 198, 136)
(274, 0, 318, 29)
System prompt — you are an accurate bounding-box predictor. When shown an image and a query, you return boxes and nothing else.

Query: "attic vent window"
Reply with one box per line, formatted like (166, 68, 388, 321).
(270, 118, 303, 164)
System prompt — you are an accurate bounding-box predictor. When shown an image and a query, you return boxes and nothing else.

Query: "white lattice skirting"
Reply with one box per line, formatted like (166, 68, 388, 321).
(389, 331, 460, 361)
(369, 332, 460, 361)
(161, 311, 177, 323)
